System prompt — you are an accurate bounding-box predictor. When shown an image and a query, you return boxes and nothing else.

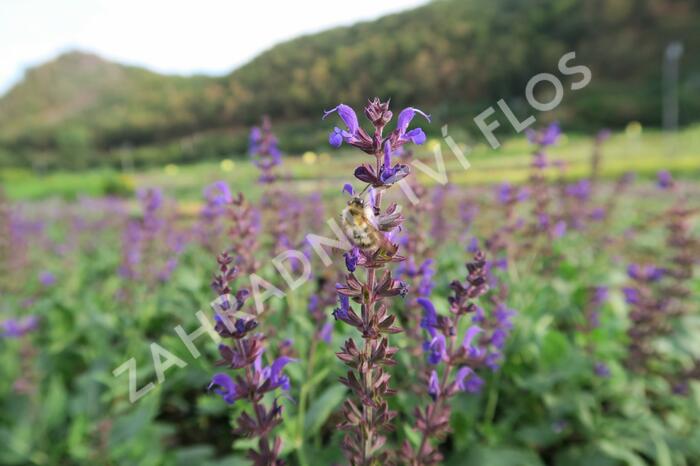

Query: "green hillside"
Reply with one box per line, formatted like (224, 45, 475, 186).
(0, 0, 698, 169)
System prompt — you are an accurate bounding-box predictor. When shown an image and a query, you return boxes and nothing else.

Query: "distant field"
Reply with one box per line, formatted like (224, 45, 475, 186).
(2, 125, 699, 202)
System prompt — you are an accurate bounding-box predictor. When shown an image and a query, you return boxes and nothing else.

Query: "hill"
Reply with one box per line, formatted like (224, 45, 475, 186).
(0, 0, 699, 169)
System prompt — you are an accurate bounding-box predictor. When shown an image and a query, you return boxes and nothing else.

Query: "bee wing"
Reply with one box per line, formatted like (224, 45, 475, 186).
(363, 203, 380, 229)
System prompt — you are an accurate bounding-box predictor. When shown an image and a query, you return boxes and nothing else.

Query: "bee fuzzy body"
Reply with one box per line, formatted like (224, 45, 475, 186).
(341, 197, 398, 257)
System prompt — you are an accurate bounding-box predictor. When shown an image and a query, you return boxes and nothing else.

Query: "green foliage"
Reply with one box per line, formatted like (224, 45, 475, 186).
(1, 173, 698, 465)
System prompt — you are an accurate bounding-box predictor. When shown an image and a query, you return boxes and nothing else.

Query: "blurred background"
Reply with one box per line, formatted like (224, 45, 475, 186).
(0, 0, 699, 197)
(1, 1, 699, 465)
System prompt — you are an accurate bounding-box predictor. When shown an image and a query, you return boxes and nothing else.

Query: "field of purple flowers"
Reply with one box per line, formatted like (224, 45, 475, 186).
(1, 99, 699, 466)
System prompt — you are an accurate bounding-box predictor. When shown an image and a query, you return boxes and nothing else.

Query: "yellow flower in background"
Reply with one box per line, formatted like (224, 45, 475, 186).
(165, 163, 179, 175)
(626, 121, 643, 138)
(177, 200, 202, 217)
(428, 138, 440, 151)
(119, 174, 135, 190)
(302, 151, 317, 164)
(220, 159, 235, 172)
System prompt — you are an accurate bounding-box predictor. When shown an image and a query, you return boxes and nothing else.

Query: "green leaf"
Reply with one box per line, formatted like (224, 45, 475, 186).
(402, 423, 421, 448)
(653, 437, 672, 466)
(598, 440, 646, 466)
(43, 376, 68, 430)
(304, 385, 347, 434)
(174, 445, 215, 465)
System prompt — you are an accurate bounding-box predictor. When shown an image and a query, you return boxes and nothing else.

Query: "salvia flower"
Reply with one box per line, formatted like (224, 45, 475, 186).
(38, 271, 56, 287)
(249, 116, 282, 184)
(403, 250, 514, 465)
(325, 98, 429, 189)
(208, 250, 289, 464)
(526, 122, 561, 147)
(343, 247, 359, 272)
(1, 316, 39, 338)
(325, 98, 419, 465)
(209, 372, 242, 404)
(427, 333, 448, 365)
(594, 362, 611, 378)
(657, 170, 675, 190)
(418, 297, 438, 338)
(428, 370, 440, 401)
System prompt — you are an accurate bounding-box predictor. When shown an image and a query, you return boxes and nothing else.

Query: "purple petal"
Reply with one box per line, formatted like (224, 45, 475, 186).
(342, 183, 355, 196)
(405, 128, 426, 145)
(344, 247, 359, 272)
(454, 366, 472, 388)
(657, 170, 674, 189)
(209, 373, 239, 404)
(462, 325, 483, 349)
(379, 164, 410, 185)
(383, 141, 392, 175)
(428, 370, 440, 401)
(552, 220, 567, 238)
(323, 104, 359, 135)
(367, 187, 376, 209)
(354, 166, 377, 184)
(329, 127, 343, 148)
(417, 297, 437, 335)
(319, 321, 333, 343)
(397, 107, 431, 134)
(541, 122, 561, 146)
(427, 335, 447, 365)
(271, 356, 294, 379)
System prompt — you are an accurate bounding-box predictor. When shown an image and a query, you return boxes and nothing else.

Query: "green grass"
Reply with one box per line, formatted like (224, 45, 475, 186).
(2, 125, 699, 202)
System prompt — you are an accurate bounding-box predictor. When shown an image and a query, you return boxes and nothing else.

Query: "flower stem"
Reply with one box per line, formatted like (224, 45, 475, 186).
(362, 267, 377, 462)
(296, 338, 318, 466)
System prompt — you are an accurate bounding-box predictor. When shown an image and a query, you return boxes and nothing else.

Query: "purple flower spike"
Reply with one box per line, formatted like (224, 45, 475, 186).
(526, 122, 561, 147)
(541, 122, 561, 146)
(657, 170, 674, 190)
(428, 370, 440, 401)
(203, 181, 232, 206)
(209, 373, 241, 404)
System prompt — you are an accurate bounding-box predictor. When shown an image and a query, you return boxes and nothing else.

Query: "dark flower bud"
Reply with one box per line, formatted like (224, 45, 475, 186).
(364, 97, 393, 129)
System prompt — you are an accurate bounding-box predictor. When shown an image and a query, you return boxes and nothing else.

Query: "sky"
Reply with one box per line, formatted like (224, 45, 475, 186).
(0, 0, 427, 95)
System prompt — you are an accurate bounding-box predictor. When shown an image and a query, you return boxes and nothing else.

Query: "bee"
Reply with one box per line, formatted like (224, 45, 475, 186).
(341, 196, 398, 258)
